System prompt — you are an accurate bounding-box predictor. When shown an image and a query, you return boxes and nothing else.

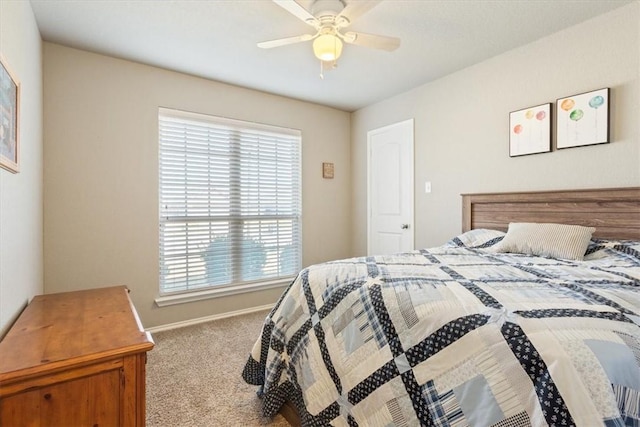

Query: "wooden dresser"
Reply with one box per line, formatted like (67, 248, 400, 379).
(0, 286, 154, 426)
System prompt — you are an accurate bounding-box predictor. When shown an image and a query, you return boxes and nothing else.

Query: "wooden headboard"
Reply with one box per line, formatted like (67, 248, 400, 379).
(462, 187, 640, 241)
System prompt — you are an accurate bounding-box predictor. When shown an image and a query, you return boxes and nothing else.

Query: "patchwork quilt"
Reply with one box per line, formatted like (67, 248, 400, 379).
(242, 230, 640, 426)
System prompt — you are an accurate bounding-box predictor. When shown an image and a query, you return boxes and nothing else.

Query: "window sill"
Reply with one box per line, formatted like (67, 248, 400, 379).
(155, 277, 293, 307)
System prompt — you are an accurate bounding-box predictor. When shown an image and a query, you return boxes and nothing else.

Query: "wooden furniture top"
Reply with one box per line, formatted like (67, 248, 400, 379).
(462, 187, 640, 241)
(0, 286, 154, 385)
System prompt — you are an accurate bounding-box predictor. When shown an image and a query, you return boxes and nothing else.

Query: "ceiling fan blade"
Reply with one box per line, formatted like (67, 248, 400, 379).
(335, 0, 382, 27)
(343, 31, 400, 51)
(257, 34, 314, 49)
(273, 0, 318, 27)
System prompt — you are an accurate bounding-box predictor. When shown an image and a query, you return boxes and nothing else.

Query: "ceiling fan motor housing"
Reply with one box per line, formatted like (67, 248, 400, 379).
(311, 0, 346, 21)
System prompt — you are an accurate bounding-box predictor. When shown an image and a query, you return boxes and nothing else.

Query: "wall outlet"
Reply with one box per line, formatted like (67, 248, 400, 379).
(425, 181, 432, 193)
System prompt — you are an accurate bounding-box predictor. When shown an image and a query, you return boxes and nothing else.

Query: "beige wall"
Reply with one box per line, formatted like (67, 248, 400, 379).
(0, 1, 43, 335)
(352, 2, 640, 254)
(43, 43, 351, 328)
(40, 3, 640, 329)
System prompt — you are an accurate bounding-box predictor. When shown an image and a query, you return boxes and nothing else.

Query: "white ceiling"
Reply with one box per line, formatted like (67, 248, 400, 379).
(29, 0, 632, 112)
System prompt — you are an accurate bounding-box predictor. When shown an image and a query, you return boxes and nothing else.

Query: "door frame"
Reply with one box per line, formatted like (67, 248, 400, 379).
(367, 119, 415, 256)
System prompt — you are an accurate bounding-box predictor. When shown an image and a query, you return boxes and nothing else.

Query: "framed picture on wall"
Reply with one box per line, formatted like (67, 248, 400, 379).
(322, 162, 334, 179)
(509, 103, 551, 157)
(556, 88, 609, 149)
(0, 54, 20, 173)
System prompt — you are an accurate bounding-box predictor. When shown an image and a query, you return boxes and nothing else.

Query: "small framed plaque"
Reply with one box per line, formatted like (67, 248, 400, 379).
(322, 162, 334, 179)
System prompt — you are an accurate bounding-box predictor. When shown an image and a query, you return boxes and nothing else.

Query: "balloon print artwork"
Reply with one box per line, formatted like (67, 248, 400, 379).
(557, 88, 609, 149)
(509, 103, 551, 157)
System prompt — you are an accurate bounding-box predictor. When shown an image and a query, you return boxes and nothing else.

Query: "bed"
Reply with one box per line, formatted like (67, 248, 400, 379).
(242, 187, 640, 426)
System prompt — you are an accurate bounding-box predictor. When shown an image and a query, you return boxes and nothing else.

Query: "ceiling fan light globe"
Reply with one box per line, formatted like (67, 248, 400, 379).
(313, 34, 343, 61)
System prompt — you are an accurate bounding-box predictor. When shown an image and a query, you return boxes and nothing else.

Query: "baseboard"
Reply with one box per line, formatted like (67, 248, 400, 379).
(145, 303, 274, 333)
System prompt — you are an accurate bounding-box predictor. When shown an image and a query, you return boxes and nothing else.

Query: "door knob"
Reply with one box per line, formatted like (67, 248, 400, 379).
(401, 224, 410, 229)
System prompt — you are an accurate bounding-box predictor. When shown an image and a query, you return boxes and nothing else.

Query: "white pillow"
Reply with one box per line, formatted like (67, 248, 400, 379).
(493, 222, 595, 260)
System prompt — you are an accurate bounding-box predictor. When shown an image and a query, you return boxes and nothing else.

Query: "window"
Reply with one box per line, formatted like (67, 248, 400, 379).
(158, 108, 301, 296)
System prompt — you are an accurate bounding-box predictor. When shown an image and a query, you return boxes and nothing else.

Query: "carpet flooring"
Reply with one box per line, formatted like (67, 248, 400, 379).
(146, 309, 291, 426)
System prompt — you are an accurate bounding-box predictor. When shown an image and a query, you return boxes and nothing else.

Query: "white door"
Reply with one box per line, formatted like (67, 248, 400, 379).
(367, 119, 414, 256)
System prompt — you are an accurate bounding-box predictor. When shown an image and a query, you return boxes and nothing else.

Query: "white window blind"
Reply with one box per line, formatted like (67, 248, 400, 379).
(158, 108, 302, 295)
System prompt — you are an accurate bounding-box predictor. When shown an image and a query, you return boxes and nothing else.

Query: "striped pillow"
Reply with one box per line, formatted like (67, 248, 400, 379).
(493, 222, 595, 260)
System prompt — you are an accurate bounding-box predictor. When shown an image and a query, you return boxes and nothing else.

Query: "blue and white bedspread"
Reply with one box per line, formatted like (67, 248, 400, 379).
(242, 230, 640, 426)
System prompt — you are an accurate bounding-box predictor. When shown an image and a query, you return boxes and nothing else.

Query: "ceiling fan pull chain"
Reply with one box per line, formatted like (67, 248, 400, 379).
(320, 60, 325, 80)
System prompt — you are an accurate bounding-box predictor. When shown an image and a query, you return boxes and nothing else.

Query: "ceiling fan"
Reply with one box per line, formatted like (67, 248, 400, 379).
(258, 0, 400, 77)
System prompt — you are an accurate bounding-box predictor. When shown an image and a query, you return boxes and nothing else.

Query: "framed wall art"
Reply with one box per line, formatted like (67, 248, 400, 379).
(322, 162, 334, 179)
(509, 103, 551, 157)
(0, 54, 20, 173)
(556, 88, 609, 149)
